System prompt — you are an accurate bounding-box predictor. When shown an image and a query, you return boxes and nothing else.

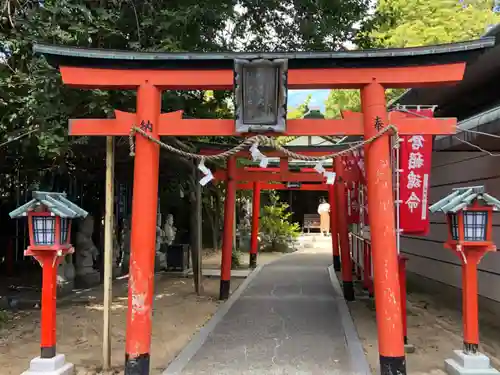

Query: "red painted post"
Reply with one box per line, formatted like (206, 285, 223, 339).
(462, 250, 483, 354)
(249, 181, 261, 269)
(335, 158, 354, 301)
(398, 256, 409, 345)
(328, 184, 341, 271)
(220, 156, 236, 300)
(361, 81, 405, 375)
(38, 253, 59, 358)
(125, 83, 161, 374)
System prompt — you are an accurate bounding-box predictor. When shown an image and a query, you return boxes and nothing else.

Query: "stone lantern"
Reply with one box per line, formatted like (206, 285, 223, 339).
(10, 191, 88, 375)
(430, 186, 500, 375)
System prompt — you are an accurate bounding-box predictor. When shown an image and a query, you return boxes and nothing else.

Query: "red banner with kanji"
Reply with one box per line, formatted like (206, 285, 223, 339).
(398, 108, 433, 235)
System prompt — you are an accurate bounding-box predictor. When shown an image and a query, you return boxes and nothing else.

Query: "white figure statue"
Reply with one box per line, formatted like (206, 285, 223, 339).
(57, 254, 75, 291)
(163, 214, 177, 246)
(155, 211, 167, 270)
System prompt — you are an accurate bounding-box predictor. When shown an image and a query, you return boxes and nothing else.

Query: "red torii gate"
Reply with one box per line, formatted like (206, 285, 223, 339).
(33, 40, 493, 375)
(212, 160, 333, 270)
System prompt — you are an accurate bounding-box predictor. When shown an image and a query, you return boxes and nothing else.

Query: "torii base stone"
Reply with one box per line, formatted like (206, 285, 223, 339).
(445, 350, 500, 375)
(21, 354, 74, 375)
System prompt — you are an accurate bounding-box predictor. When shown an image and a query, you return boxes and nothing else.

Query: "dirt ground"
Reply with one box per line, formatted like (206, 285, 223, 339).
(348, 281, 500, 375)
(0, 250, 251, 375)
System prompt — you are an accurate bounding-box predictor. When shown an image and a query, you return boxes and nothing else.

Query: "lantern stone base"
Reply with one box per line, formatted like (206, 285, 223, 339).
(445, 350, 500, 375)
(21, 354, 74, 375)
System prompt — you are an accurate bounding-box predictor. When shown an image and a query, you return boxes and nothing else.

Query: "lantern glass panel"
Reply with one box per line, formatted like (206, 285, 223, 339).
(463, 211, 488, 241)
(449, 213, 459, 240)
(60, 218, 70, 243)
(32, 216, 56, 245)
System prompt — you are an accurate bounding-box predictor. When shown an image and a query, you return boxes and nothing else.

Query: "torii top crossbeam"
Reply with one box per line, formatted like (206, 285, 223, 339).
(35, 39, 491, 89)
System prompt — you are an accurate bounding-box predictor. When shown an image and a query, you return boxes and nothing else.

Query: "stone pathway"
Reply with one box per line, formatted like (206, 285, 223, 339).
(164, 248, 370, 375)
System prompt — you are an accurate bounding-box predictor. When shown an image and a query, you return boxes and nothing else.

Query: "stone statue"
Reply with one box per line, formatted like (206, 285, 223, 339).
(56, 254, 75, 295)
(74, 215, 100, 286)
(163, 214, 177, 246)
(155, 211, 167, 271)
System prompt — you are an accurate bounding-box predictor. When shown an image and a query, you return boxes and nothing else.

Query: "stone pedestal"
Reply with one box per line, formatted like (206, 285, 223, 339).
(445, 350, 500, 375)
(22, 354, 74, 375)
(155, 252, 167, 272)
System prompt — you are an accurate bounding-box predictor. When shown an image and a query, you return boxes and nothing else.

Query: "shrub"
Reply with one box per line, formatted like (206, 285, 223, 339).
(231, 248, 242, 268)
(259, 193, 301, 252)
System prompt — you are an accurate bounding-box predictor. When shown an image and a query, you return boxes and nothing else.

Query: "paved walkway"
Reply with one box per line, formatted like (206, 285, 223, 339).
(165, 249, 370, 375)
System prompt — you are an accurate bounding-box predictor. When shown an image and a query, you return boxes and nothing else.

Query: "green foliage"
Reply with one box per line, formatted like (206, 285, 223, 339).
(0, 0, 371, 200)
(259, 192, 300, 252)
(324, 90, 361, 119)
(231, 248, 242, 268)
(357, 0, 500, 48)
(324, 1, 496, 115)
(287, 94, 312, 119)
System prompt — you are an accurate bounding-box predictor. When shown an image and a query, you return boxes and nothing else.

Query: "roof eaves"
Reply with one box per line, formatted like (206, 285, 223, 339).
(429, 189, 462, 213)
(43, 195, 79, 218)
(441, 189, 474, 212)
(481, 193, 500, 210)
(9, 199, 37, 218)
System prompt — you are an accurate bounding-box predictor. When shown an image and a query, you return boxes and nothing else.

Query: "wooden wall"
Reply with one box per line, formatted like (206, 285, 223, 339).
(401, 151, 500, 302)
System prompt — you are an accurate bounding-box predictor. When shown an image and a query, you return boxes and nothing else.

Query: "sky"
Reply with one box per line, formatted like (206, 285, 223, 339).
(288, 90, 329, 111)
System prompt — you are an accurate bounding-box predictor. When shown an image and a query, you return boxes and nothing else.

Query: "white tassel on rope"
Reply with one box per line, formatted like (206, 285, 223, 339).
(250, 143, 269, 168)
(198, 158, 214, 186)
(314, 160, 326, 174)
(324, 171, 336, 185)
(314, 160, 336, 185)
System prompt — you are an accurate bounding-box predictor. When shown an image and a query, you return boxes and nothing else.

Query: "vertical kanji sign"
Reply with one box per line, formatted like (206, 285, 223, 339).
(399, 108, 433, 235)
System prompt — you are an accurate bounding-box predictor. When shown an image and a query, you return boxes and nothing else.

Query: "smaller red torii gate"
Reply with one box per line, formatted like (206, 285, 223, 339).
(210, 154, 358, 300)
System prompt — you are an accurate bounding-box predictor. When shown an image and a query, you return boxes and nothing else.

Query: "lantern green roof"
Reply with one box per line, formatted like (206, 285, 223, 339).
(9, 191, 88, 219)
(429, 186, 500, 214)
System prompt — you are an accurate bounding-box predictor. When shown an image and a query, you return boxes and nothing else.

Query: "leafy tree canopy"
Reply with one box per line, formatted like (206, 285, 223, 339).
(357, 0, 500, 48)
(325, 0, 500, 120)
(0, 0, 371, 196)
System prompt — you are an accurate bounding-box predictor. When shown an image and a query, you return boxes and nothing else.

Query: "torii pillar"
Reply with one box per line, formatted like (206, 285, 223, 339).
(335, 158, 354, 300)
(328, 181, 340, 271)
(125, 84, 161, 373)
(220, 156, 237, 299)
(249, 181, 261, 268)
(361, 82, 405, 373)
